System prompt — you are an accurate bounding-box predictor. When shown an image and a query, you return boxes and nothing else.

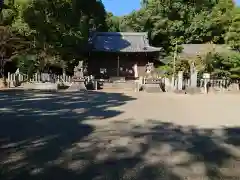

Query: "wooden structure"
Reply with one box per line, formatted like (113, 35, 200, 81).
(88, 32, 162, 80)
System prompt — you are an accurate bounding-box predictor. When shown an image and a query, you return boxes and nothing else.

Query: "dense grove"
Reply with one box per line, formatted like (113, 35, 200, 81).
(1, 0, 240, 79)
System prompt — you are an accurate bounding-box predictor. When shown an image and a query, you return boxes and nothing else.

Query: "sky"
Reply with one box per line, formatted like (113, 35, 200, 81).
(236, 0, 240, 5)
(102, 0, 240, 16)
(102, 0, 141, 16)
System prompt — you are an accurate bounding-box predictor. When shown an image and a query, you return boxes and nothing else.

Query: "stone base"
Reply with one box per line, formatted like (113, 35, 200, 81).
(102, 81, 136, 91)
(66, 82, 86, 92)
(23, 82, 58, 91)
(142, 84, 163, 93)
(173, 89, 187, 94)
(228, 83, 239, 92)
(0, 78, 6, 88)
(185, 87, 202, 94)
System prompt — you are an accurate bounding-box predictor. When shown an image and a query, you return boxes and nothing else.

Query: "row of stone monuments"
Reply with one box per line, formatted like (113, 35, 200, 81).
(15, 59, 236, 93)
(176, 62, 198, 90)
(175, 63, 231, 94)
(66, 61, 202, 93)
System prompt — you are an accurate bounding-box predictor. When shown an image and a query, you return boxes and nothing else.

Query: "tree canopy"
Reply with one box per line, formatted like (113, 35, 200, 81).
(1, 0, 240, 79)
(109, 0, 235, 54)
(0, 0, 108, 76)
(103, 0, 240, 79)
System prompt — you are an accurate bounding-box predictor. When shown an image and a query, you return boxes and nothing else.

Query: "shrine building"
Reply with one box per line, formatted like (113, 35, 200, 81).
(87, 32, 163, 80)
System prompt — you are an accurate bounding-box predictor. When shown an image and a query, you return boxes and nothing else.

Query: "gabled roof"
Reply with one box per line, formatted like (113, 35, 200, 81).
(90, 32, 162, 53)
(181, 44, 232, 56)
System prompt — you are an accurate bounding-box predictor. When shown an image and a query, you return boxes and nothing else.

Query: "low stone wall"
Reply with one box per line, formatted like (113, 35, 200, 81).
(23, 82, 58, 91)
(7, 72, 72, 87)
(102, 81, 137, 91)
(184, 87, 202, 94)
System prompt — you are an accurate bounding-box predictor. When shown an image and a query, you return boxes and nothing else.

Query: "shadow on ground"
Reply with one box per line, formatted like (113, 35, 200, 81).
(0, 90, 240, 180)
(0, 90, 135, 180)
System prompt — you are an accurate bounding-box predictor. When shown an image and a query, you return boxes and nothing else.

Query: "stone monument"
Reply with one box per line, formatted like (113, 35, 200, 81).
(190, 62, 198, 87)
(66, 61, 86, 91)
(145, 62, 153, 74)
(177, 71, 183, 90)
(185, 62, 201, 94)
(73, 61, 84, 79)
(133, 63, 138, 79)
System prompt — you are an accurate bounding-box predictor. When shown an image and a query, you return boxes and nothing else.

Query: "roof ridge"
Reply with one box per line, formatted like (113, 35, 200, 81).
(182, 43, 227, 45)
(91, 31, 161, 52)
(94, 32, 148, 36)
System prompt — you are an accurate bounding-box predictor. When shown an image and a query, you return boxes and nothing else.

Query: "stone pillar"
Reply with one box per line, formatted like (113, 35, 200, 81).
(94, 80, 98, 90)
(164, 77, 171, 92)
(177, 71, 183, 90)
(190, 62, 198, 88)
(34, 73, 38, 82)
(133, 63, 138, 79)
(171, 76, 175, 90)
(203, 73, 210, 94)
(190, 71, 198, 87)
(7, 72, 10, 88)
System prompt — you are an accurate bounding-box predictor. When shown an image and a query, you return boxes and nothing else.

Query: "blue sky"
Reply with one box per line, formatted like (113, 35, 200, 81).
(102, 0, 141, 16)
(102, 0, 240, 16)
(237, 0, 240, 5)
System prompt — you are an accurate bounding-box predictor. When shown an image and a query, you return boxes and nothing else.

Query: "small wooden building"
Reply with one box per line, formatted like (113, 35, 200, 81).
(88, 32, 162, 79)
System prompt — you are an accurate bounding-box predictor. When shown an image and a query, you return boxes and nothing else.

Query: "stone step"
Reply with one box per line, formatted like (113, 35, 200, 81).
(102, 82, 137, 91)
(142, 84, 163, 93)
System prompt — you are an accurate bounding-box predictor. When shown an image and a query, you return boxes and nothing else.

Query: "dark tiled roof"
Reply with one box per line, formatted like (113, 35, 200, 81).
(181, 44, 232, 56)
(91, 32, 162, 53)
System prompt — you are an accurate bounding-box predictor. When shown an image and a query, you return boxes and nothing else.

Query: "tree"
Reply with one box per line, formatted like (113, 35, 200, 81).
(119, 0, 235, 56)
(106, 12, 120, 32)
(225, 8, 240, 51)
(22, 0, 108, 70)
(120, 9, 147, 32)
(0, 26, 30, 77)
(0, 0, 31, 87)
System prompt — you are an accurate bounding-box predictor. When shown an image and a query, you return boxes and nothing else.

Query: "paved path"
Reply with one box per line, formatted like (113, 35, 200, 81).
(0, 90, 239, 180)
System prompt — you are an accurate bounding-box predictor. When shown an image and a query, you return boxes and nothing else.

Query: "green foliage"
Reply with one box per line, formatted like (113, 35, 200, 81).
(0, 26, 30, 60)
(0, 0, 108, 74)
(106, 12, 120, 32)
(15, 54, 37, 77)
(109, 0, 240, 80)
(0, 25, 30, 78)
(225, 8, 240, 51)
(21, 0, 107, 62)
(117, 0, 235, 55)
(1, 0, 240, 81)
(159, 49, 240, 80)
(158, 55, 191, 78)
(211, 52, 240, 79)
(120, 9, 148, 32)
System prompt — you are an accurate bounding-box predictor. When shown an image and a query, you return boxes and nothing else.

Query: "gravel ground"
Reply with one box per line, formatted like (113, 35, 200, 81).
(100, 92, 240, 128)
(0, 90, 240, 180)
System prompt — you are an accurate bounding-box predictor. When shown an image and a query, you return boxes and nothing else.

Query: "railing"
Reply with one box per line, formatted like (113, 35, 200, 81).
(8, 72, 72, 85)
(197, 78, 233, 88)
(143, 76, 240, 91)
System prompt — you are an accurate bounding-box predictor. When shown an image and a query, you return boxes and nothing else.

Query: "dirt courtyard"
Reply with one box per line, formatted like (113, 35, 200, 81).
(0, 90, 240, 180)
(99, 92, 240, 128)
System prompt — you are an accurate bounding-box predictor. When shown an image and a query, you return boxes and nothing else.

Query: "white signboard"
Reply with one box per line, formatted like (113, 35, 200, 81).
(203, 73, 210, 79)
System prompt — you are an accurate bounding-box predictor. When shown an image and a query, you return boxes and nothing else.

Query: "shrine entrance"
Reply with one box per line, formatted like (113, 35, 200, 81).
(88, 32, 162, 80)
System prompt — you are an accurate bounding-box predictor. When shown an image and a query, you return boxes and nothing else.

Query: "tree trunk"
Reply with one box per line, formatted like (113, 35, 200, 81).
(0, 77, 7, 88)
(0, 56, 7, 88)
